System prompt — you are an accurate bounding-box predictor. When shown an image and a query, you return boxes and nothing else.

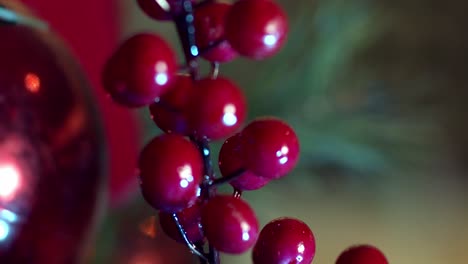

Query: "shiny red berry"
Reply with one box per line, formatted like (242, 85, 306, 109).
(149, 75, 194, 134)
(158, 202, 204, 243)
(241, 117, 299, 179)
(189, 77, 246, 140)
(137, 0, 194, 21)
(225, 0, 288, 59)
(194, 2, 238, 62)
(219, 133, 270, 191)
(336, 245, 388, 264)
(252, 217, 316, 264)
(201, 195, 259, 254)
(102, 33, 177, 107)
(139, 134, 203, 212)
(137, 0, 171, 20)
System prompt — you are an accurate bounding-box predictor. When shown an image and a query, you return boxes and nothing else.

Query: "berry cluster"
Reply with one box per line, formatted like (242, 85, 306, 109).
(102, 0, 390, 263)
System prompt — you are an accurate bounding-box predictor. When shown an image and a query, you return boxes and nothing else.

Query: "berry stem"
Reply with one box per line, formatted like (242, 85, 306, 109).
(174, 0, 199, 79)
(210, 62, 220, 79)
(191, 139, 220, 264)
(233, 189, 242, 199)
(172, 213, 209, 261)
(199, 38, 225, 55)
(210, 168, 246, 187)
(172, 1, 220, 263)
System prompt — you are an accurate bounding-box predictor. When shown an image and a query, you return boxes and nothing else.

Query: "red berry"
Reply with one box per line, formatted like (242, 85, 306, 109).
(336, 245, 388, 264)
(139, 134, 203, 212)
(137, 0, 172, 20)
(158, 202, 204, 243)
(189, 77, 246, 140)
(241, 117, 299, 179)
(225, 0, 288, 59)
(201, 195, 259, 254)
(149, 75, 194, 134)
(137, 0, 194, 21)
(219, 133, 270, 191)
(194, 2, 238, 62)
(102, 33, 177, 107)
(252, 217, 316, 264)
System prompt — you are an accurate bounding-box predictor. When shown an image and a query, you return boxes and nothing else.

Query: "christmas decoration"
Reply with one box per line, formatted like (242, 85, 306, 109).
(101, 0, 389, 263)
(92, 0, 468, 263)
(20, 0, 142, 207)
(0, 2, 105, 263)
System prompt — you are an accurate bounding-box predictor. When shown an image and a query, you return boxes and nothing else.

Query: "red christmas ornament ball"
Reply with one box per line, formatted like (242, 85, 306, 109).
(0, 2, 106, 262)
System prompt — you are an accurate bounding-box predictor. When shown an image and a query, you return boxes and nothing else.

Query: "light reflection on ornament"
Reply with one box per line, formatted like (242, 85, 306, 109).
(0, 164, 21, 200)
(24, 73, 41, 93)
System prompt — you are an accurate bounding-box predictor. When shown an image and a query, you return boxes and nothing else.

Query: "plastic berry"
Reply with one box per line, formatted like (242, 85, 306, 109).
(102, 33, 177, 107)
(188, 77, 246, 140)
(241, 117, 300, 179)
(252, 217, 316, 264)
(137, 0, 172, 20)
(137, 0, 195, 21)
(225, 0, 288, 59)
(139, 134, 203, 212)
(336, 245, 389, 264)
(201, 195, 259, 254)
(194, 2, 238, 62)
(219, 133, 270, 191)
(158, 202, 204, 243)
(149, 74, 194, 134)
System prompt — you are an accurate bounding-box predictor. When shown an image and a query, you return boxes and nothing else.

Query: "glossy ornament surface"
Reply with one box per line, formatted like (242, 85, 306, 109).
(241, 117, 300, 179)
(194, 2, 238, 63)
(336, 245, 388, 264)
(189, 77, 246, 140)
(102, 33, 177, 107)
(252, 217, 316, 264)
(201, 195, 258, 254)
(219, 133, 269, 191)
(0, 3, 105, 263)
(225, 0, 288, 60)
(139, 134, 203, 212)
(149, 75, 194, 135)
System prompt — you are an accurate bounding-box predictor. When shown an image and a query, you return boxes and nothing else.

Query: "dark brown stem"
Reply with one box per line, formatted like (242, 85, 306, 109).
(210, 168, 246, 187)
(172, 213, 209, 261)
(233, 189, 243, 199)
(210, 62, 220, 79)
(174, 0, 199, 79)
(191, 137, 220, 264)
(172, 1, 220, 263)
